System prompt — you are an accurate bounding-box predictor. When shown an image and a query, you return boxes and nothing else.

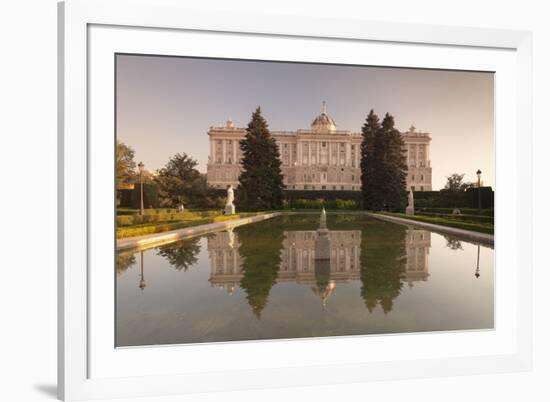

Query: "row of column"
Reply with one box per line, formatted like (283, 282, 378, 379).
(210, 139, 239, 164)
(295, 141, 359, 168)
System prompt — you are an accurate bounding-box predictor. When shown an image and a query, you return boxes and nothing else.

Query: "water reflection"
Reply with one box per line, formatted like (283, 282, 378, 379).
(115, 215, 494, 346)
(206, 225, 432, 315)
(157, 237, 201, 271)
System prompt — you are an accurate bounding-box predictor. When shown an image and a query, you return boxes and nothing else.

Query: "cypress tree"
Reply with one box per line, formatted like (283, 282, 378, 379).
(237, 107, 285, 211)
(360, 110, 383, 210)
(360, 110, 408, 211)
(379, 113, 408, 211)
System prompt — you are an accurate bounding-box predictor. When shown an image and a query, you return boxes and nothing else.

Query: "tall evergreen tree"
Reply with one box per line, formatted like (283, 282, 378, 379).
(237, 107, 285, 211)
(360, 110, 382, 210)
(380, 113, 408, 210)
(360, 110, 408, 211)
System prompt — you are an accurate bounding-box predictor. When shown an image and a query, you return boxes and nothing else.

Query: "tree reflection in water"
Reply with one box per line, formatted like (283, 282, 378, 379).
(359, 221, 407, 313)
(157, 236, 201, 271)
(236, 220, 284, 319)
(444, 235, 463, 251)
(116, 253, 136, 275)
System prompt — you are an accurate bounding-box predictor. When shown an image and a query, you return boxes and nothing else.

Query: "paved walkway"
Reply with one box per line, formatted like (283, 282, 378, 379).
(117, 212, 282, 252)
(368, 213, 494, 246)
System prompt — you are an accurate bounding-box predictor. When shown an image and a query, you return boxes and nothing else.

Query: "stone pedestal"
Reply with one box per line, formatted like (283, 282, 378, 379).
(224, 204, 235, 215)
(315, 229, 331, 260)
(405, 206, 414, 215)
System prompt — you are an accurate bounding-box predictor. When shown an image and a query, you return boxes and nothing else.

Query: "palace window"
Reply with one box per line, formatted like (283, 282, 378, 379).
(421, 175, 424, 181)
(420, 186, 424, 191)
(322, 185, 326, 190)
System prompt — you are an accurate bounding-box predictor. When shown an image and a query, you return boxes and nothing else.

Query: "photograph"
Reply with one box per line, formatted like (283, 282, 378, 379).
(114, 54, 495, 347)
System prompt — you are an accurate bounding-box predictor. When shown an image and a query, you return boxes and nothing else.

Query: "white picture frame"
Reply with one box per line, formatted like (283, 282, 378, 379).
(58, 0, 533, 400)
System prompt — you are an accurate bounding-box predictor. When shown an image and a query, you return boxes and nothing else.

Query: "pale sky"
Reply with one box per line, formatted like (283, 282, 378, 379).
(116, 54, 494, 190)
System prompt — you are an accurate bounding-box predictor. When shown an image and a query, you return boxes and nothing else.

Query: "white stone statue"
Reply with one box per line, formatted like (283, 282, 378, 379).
(406, 190, 415, 215)
(226, 185, 234, 206)
(224, 185, 235, 215)
(319, 207, 327, 230)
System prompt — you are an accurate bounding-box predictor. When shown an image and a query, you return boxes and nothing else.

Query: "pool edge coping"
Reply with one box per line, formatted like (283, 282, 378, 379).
(117, 212, 283, 253)
(367, 213, 494, 246)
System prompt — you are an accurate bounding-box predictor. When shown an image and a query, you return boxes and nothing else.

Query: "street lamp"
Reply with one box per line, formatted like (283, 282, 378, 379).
(475, 244, 480, 278)
(138, 161, 144, 216)
(476, 169, 482, 211)
(139, 250, 146, 290)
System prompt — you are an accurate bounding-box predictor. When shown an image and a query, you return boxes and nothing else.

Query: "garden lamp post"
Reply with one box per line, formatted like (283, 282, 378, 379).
(139, 250, 146, 290)
(476, 169, 482, 211)
(475, 244, 480, 278)
(138, 161, 144, 216)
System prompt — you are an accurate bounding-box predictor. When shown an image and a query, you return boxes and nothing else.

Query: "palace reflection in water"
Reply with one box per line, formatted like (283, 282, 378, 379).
(116, 215, 493, 347)
(207, 227, 431, 306)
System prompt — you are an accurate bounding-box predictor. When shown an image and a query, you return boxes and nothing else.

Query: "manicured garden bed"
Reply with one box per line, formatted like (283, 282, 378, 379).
(116, 212, 262, 239)
(380, 212, 494, 234)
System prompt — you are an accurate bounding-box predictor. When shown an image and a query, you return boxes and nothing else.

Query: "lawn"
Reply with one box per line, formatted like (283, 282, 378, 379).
(379, 212, 494, 234)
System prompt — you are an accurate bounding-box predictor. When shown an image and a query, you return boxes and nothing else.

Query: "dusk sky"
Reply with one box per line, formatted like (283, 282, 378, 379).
(116, 54, 494, 190)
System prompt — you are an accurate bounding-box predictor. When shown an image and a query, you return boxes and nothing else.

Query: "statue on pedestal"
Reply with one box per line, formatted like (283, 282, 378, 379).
(224, 185, 236, 215)
(405, 190, 415, 215)
(315, 208, 331, 260)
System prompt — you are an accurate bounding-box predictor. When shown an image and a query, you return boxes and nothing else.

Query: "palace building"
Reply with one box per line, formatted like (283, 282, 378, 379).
(206, 103, 432, 192)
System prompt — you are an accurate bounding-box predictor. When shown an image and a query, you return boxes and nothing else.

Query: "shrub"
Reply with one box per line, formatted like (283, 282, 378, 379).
(116, 210, 223, 227)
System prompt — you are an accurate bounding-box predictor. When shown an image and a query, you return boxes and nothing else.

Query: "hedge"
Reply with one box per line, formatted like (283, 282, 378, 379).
(116, 210, 222, 227)
(116, 212, 262, 238)
(417, 207, 494, 216)
(119, 183, 160, 209)
(381, 212, 494, 234)
(287, 198, 358, 210)
(416, 212, 494, 224)
(413, 187, 494, 209)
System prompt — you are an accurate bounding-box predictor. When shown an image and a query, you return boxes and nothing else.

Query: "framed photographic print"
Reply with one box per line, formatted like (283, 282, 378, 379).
(58, 0, 533, 400)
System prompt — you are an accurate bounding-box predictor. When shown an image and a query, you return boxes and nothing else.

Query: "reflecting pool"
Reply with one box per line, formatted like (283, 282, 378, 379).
(116, 214, 494, 347)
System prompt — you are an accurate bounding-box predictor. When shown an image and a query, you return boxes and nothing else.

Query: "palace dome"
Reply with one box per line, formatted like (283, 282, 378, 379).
(311, 101, 337, 132)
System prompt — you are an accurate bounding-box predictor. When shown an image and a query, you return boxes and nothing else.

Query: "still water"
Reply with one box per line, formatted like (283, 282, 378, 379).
(116, 215, 494, 347)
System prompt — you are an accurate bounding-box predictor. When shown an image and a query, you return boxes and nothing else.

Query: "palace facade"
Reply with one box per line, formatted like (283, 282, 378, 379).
(206, 103, 432, 192)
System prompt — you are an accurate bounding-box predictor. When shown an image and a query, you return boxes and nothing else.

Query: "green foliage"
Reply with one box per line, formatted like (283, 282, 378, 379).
(381, 212, 494, 234)
(359, 220, 407, 313)
(237, 107, 285, 211)
(286, 198, 358, 210)
(236, 219, 284, 318)
(116, 253, 136, 274)
(417, 207, 494, 216)
(155, 153, 220, 208)
(444, 173, 472, 192)
(156, 237, 201, 271)
(116, 210, 221, 227)
(116, 212, 262, 238)
(116, 141, 136, 189)
(284, 190, 362, 203)
(119, 183, 160, 209)
(416, 212, 494, 224)
(360, 110, 408, 211)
